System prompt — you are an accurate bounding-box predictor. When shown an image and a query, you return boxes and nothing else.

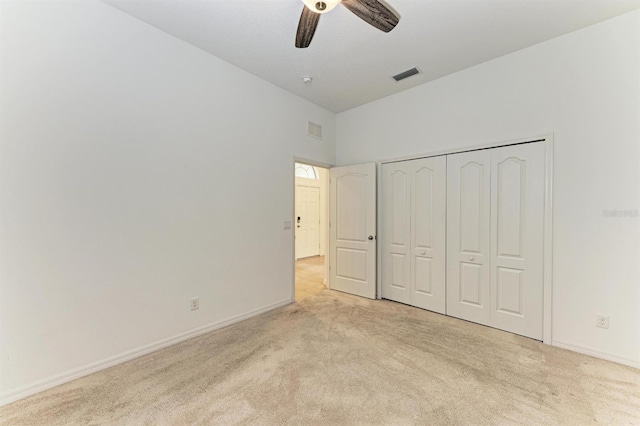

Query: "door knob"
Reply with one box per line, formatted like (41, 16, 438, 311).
(368, 235, 374, 240)
(421, 251, 426, 255)
(469, 256, 475, 261)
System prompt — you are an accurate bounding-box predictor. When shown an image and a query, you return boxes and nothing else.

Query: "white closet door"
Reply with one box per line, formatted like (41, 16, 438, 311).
(381, 162, 411, 304)
(381, 157, 446, 312)
(447, 150, 492, 326)
(410, 157, 446, 313)
(490, 143, 545, 340)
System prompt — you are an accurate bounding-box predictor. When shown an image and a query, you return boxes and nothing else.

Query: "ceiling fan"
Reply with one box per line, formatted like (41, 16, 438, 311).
(296, 0, 400, 48)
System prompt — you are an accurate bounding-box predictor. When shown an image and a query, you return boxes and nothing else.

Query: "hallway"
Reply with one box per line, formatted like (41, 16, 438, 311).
(295, 256, 325, 301)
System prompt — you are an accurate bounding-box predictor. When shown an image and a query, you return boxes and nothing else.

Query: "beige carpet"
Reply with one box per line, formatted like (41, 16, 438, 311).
(1, 256, 639, 425)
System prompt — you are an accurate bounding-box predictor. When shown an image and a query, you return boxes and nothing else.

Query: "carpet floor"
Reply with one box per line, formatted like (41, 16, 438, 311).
(1, 256, 639, 425)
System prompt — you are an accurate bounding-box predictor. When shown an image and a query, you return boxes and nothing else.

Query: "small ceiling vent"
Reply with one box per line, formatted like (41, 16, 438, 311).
(392, 67, 421, 82)
(307, 121, 323, 139)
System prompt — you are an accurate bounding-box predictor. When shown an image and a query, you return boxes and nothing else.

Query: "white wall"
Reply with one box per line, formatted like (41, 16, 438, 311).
(337, 10, 640, 367)
(0, 0, 335, 403)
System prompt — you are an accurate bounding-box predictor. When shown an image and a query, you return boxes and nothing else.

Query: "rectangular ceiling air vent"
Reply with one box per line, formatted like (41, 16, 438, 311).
(307, 121, 323, 139)
(392, 67, 421, 82)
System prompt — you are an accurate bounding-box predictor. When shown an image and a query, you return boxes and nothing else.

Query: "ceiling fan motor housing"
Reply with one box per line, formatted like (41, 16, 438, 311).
(302, 0, 342, 14)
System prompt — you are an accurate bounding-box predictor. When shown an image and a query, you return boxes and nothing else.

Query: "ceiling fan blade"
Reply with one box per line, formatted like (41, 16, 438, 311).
(341, 0, 399, 33)
(295, 6, 321, 48)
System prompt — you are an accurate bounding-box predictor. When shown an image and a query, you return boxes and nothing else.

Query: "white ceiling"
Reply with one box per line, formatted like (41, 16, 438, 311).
(103, 0, 640, 113)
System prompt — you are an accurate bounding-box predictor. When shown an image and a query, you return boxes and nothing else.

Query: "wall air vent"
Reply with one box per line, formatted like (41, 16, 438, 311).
(392, 67, 421, 82)
(307, 121, 323, 139)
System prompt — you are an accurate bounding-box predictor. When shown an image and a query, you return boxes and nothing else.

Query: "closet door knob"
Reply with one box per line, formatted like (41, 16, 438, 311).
(469, 256, 475, 261)
(421, 251, 426, 255)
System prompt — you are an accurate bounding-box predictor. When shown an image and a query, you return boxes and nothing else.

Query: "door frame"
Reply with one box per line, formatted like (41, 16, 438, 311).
(376, 134, 554, 344)
(292, 158, 333, 302)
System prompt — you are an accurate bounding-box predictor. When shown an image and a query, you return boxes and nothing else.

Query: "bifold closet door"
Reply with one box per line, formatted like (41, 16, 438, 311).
(381, 161, 411, 305)
(382, 157, 446, 313)
(447, 143, 545, 340)
(411, 157, 447, 313)
(446, 150, 492, 326)
(490, 143, 545, 340)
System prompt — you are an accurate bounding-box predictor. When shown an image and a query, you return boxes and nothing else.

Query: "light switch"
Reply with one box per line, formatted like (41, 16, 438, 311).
(283, 221, 292, 230)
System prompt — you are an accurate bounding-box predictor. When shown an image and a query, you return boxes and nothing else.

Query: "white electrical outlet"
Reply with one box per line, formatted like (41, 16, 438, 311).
(596, 314, 609, 329)
(191, 297, 199, 311)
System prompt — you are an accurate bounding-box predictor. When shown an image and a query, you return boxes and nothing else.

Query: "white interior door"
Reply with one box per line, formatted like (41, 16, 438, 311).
(490, 143, 545, 340)
(381, 157, 446, 313)
(447, 150, 492, 326)
(329, 163, 376, 299)
(295, 185, 320, 259)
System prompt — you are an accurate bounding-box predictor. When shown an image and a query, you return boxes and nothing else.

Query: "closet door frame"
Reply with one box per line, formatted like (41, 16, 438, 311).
(376, 134, 554, 344)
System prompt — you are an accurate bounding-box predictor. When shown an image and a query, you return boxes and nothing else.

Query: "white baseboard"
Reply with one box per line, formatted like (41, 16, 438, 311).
(0, 298, 293, 407)
(552, 340, 640, 369)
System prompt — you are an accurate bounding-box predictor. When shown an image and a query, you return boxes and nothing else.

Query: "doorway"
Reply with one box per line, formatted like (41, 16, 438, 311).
(294, 162, 329, 300)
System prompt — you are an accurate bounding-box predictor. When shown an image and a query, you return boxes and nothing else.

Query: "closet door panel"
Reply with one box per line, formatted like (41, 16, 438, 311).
(490, 143, 545, 340)
(411, 157, 446, 313)
(381, 163, 411, 304)
(447, 151, 491, 325)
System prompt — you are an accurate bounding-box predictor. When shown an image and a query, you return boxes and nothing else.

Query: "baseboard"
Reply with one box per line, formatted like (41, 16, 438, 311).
(0, 298, 293, 407)
(552, 340, 640, 369)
